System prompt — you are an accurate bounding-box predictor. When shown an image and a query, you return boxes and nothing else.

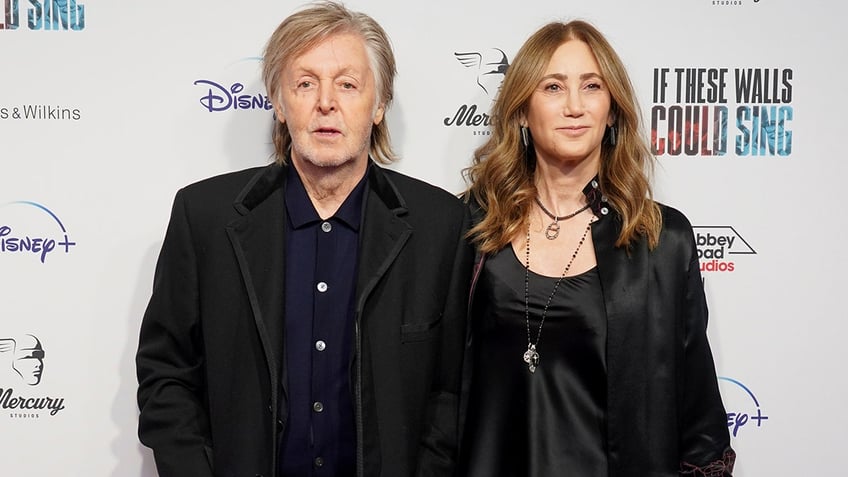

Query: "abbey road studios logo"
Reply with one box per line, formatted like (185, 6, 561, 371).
(1, 334, 66, 418)
(444, 48, 510, 135)
(694, 225, 756, 273)
(0, 201, 77, 264)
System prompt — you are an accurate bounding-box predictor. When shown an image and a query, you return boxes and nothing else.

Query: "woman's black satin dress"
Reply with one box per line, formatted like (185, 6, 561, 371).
(459, 246, 608, 477)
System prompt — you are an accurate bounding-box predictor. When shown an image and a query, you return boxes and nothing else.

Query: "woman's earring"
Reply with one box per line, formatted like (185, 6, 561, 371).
(606, 124, 617, 147)
(520, 126, 530, 147)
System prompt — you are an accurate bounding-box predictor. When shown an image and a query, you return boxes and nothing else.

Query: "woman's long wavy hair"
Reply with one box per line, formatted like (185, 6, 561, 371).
(465, 20, 661, 254)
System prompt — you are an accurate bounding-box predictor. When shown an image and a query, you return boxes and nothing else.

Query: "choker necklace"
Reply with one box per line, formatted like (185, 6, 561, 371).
(534, 197, 591, 240)
(523, 217, 593, 373)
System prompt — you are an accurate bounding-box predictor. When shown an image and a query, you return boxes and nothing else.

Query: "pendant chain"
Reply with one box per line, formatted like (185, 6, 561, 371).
(534, 197, 591, 240)
(523, 217, 593, 373)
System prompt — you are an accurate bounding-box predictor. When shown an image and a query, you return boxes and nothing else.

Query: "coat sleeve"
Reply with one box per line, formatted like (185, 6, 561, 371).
(415, 205, 475, 477)
(136, 190, 215, 477)
(677, 221, 736, 476)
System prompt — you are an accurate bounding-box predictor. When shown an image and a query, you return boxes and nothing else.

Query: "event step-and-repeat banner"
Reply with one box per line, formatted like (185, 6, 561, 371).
(2, 0, 845, 475)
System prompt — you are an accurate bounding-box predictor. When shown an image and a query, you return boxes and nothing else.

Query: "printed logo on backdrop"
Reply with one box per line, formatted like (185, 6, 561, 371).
(0, 0, 85, 31)
(719, 377, 768, 438)
(650, 66, 793, 157)
(194, 57, 274, 113)
(0, 104, 81, 121)
(710, 0, 762, 6)
(693, 226, 755, 273)
(0, 201, 77, 264)
(1, 335, 66, 419)
(444, 48, 510, 136)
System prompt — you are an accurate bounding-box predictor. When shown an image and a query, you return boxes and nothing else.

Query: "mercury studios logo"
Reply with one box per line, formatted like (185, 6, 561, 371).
(719, 377, 768, 438)
(194, 57, 273, 113)
(710, 0, 761, 6)
(0, 201, 77, 264)
(454, 49, 509, 96)
(693, 226, 756, 273)
(1, 334, 66, 418)
(444, 48, 510, 135)
(0, 0, 85, 31)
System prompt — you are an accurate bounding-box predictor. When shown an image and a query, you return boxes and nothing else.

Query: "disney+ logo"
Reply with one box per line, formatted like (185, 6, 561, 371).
(719, 376, 769, 438)
(0, 201, 76, 264)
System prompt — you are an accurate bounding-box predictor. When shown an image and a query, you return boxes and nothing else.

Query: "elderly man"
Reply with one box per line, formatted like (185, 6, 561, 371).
(136, 3, 472, 477)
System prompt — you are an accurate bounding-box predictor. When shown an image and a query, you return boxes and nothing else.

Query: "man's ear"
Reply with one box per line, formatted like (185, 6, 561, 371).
(273, 96, 286, 124)
(373, 103, 385, 126)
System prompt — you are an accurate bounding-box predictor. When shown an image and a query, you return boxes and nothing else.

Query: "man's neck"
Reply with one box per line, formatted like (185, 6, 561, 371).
(291, 156, 369, 220)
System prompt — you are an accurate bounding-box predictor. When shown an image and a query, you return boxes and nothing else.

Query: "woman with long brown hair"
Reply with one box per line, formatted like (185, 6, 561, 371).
(459, 20, 735, 476)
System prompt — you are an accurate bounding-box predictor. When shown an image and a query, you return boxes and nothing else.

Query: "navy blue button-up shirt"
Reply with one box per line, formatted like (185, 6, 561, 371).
(278, 164, 365, 477)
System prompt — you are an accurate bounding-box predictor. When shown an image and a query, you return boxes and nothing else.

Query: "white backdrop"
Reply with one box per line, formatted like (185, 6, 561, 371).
(2, 0, 845, 475)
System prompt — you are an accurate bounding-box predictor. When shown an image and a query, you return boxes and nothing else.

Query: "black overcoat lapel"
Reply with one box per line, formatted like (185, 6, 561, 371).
(226, 165, 287, 401)
(354, 165, 412, 314)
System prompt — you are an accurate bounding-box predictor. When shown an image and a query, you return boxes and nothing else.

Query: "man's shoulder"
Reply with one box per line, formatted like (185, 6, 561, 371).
(171, 165, 280, 223)
(179, 165, 269, 199)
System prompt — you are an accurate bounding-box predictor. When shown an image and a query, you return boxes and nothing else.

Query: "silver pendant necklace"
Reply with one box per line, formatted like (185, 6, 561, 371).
(534, 197, 591, 240)
(523, 217, 593, 373)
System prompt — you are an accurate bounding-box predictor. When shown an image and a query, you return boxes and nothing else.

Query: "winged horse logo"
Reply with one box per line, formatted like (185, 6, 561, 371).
(454, 48, 510, 97)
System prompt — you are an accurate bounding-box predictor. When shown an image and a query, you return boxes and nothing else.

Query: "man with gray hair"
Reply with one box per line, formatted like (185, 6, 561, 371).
(136, 2, 471, 477)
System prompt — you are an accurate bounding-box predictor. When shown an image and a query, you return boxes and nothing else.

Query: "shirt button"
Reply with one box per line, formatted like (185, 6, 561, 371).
(591, 180, 599, 189)
(315, 340, 326, 351)
(321, 221, 332, 233)
(600, 207, 609, 215)
(316, 282, 328, 293)
(313, 401, 324, 413)
(314, 457, 324, 468)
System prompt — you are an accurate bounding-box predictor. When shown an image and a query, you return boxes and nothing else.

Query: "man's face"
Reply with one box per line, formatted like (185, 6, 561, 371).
(274, 32, 384, 170)
(13, 336, 43, 386)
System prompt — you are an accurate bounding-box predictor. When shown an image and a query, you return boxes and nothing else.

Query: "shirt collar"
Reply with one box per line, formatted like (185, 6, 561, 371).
(285, 162, 368, 231)
(582, 175, 612, 219)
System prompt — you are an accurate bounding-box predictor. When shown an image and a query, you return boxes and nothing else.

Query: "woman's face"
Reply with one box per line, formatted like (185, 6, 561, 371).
(524, 40, 612, 169)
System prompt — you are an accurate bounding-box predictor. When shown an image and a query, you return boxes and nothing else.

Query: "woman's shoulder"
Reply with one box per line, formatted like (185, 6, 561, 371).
(657, 201, 694, 233)
(655, 202, 697, 251)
